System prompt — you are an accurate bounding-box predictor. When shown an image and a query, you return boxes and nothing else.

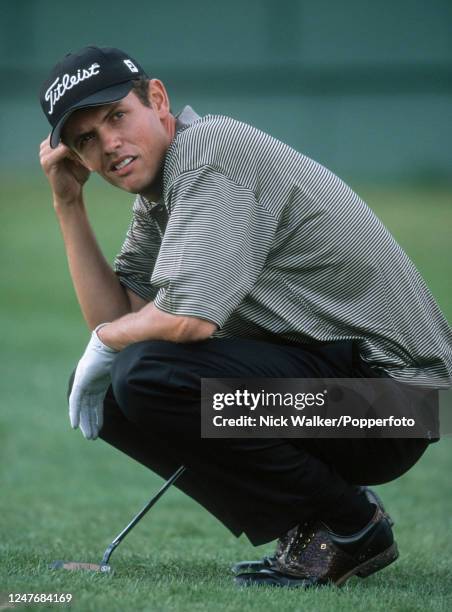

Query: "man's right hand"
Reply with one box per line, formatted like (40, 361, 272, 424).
(39, 136, 90, 207)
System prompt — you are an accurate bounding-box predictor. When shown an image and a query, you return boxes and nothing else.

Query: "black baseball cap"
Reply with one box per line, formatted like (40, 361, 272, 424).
(40, 46, 148, 148)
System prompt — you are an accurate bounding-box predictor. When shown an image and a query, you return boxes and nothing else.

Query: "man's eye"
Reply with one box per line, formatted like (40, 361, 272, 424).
(79, 133, 94, 147)
(113, 111, 125, 120)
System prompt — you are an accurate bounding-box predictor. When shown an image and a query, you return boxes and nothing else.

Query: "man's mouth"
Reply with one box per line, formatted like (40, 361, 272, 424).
(111, 156, 137, 173)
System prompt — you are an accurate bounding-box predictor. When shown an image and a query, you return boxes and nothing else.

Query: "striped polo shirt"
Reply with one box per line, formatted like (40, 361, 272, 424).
(114, 106, 452, 388)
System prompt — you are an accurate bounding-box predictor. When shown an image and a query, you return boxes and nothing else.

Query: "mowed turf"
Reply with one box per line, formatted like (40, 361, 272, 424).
(1, 175, 451, 611)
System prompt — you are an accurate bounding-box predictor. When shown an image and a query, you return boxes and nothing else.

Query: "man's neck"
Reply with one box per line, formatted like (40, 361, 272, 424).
(166, 113, 177, 141)
(140, 114, 176, 203)
(140, 165, 165, 203)
(139, 107, 200, 203)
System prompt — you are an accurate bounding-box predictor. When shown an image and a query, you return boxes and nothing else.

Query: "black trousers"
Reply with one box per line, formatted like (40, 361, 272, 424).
(74, 338, 429, 546)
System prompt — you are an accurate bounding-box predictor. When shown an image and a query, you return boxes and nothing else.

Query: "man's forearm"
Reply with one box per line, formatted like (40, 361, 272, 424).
(98, 302, 217, 350)
(56, 199, 131, 329)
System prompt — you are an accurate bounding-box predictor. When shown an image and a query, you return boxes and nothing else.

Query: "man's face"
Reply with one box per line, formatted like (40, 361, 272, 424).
(62, 86, 172, 198)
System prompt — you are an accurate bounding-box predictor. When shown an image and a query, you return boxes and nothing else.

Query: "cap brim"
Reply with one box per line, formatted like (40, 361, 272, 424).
(49, 81, 134, 148)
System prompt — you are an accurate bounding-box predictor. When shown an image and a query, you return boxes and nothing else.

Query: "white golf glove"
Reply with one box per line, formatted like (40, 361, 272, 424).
(69, 324, 118, 440)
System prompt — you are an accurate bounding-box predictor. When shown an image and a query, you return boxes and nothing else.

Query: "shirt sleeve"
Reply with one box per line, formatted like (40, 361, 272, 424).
(114, 198, 162, 302)
(152, 165, 279, 326)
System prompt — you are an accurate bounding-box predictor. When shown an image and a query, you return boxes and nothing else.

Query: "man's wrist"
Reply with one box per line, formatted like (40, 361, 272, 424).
(94, 323, 118, 353)
(53, 196, 85, 215)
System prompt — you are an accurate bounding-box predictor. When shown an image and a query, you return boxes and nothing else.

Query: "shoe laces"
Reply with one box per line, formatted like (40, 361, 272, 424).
(288, 522, 317, 561)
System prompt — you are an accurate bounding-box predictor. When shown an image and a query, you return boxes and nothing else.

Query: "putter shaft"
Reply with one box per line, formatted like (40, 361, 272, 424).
(100, 465, 186, 566)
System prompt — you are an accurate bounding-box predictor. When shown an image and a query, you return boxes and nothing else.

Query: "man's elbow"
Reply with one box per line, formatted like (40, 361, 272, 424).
(173, 316, 218, 343)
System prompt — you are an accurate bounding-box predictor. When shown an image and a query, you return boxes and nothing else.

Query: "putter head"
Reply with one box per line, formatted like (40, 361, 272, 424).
(49, 560, 112, 573)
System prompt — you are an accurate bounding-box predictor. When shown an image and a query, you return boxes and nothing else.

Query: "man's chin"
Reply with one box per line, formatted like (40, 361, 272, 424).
(101, 170, 162, 200)
(104, 174, 147, 195)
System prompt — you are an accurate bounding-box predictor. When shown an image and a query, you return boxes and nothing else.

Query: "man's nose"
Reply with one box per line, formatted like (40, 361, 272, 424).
(100, 128, 122, 154)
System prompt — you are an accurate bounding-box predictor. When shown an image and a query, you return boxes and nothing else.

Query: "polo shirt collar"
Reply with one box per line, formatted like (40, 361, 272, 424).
(175, 105, 201, 131)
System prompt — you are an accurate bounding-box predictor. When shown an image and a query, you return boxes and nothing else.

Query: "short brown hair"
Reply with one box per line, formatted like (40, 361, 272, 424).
(131, 77, 151, 107)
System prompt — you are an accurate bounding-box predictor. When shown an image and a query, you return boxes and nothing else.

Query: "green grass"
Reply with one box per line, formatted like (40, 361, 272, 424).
(1, 175, 451, 611)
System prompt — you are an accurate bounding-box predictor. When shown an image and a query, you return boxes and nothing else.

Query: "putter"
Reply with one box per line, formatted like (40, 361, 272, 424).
(50, 465, 186, 573)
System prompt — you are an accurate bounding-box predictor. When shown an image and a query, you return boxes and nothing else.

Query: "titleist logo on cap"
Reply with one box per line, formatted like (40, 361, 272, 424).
(40, 46, 148, 148)
(45, 62, 101, 115)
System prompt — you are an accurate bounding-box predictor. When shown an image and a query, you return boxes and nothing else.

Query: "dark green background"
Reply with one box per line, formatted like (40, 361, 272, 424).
(2, 0, 452, 181)
(1, 5, 451, 609)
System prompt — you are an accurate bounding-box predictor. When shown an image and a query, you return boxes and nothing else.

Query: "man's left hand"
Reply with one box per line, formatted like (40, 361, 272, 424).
(69, 324, 119, 440)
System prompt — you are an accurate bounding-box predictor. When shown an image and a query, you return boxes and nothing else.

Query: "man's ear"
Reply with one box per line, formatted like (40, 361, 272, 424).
(148, 79, 171, 118)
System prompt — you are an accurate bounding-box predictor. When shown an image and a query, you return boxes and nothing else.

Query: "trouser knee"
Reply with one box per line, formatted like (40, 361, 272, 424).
(111, 340, 199, 422)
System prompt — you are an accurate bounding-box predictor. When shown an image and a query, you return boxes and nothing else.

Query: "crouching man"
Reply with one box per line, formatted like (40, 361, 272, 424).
(39, 46, 452, 588)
